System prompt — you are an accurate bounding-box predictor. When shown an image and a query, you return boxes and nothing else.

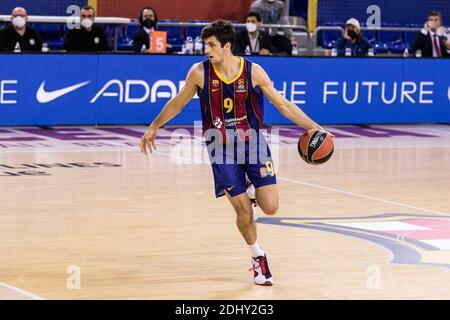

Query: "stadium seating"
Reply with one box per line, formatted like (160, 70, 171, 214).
(157, 19, 185, 52)
(318, 21, 421, 55)
(186, 19, 209, 39)
(377, 23, 406, 54)
(320, 22, 343, 49)
(405, 24, 421, 50)
(117, 23, 140, 51)
(361, 26, 377, 49)
(33, 23, 64, 50)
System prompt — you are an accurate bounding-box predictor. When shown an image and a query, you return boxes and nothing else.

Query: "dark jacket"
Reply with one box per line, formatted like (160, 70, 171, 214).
(132, 28, 174, 53)
(336, 36, 372, 57)
(0, 24, 43, 52)
(233, 29, 274, 56)
(133, 28, 150, 53)
(64, 25, 110, 52)
(411, 31, 449, 57)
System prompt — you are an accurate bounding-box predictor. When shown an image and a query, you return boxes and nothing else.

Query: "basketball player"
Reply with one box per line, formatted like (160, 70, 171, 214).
(140, 20, 326, 286)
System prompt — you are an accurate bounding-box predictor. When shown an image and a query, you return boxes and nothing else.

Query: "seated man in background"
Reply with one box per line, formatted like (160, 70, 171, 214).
(64, 5, 110, 52)
(0, 7, 43, 52)
(412, 11, 449, 57)
(250, 0, 296, 55)
(233, 11, 274, 56)
(336, 18, 372, 57)
(132, 6, 174, 53)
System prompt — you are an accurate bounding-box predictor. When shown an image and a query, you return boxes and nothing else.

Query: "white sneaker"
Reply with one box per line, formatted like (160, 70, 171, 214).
(249, 255, 274, 286)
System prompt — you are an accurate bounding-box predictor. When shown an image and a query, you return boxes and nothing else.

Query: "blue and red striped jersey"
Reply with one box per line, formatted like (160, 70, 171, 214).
(198, 57, 264, 141)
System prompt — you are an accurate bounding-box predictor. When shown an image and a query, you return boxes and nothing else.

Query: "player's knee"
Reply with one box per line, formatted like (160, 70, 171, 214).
(262, 202, 278, 215)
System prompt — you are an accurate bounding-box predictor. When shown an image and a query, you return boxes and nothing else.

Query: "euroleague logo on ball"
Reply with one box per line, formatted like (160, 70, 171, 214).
(309, 133, 324, 148)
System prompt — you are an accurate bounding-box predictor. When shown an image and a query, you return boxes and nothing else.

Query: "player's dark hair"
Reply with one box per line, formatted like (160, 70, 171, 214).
(201, 19, 236, 49)
(81, 5, 95, 14)
(246, 11, 262, 22)
(139, 6, 158, 24)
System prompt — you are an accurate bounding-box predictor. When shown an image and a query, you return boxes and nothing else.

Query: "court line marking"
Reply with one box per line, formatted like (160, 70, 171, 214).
(277, 176, 449, 216)
(155, 151, 449, 216)
(0, 281, 44, 300)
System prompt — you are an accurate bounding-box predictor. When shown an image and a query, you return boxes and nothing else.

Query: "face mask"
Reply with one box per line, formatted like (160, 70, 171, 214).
(12, 16, 26, 29)
(81, 18, 93, 29)
(141, 18, 156, 29)
(246, 23, 257, 33)
(347, 29, 357, 39)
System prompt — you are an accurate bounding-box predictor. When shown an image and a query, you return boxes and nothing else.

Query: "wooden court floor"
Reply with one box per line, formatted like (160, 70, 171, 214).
(0, 124, 449, 299)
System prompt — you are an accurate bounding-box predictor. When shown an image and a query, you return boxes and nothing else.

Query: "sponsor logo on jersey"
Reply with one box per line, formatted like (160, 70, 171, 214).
(213, 116, 223, 129)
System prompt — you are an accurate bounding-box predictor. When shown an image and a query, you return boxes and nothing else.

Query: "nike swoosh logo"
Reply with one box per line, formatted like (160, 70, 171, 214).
(36, 81, 91, 103)
(227, 186, 235, 191)
(212, 88, 220, 92)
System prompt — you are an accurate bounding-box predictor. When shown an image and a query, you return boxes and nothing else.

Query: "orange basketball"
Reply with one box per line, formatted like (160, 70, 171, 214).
(298, 129, 334, 165)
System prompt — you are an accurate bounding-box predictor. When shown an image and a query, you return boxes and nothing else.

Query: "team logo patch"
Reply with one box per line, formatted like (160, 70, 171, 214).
(236, 78, 246, 93)
(94, 37, 100, 44)
(213, 116, 223, 129)
(29, 38, 35, 45)
(257, 213, 450, 270)
(260, 167, 268, 177)
(212, 80, 220, 88)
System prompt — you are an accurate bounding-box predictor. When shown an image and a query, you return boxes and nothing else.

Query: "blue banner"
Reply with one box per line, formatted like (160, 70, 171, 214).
(0, 54, 449, 126)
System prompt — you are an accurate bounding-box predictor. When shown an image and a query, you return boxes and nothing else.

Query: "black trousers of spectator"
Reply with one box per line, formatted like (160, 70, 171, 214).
(270, 34, 293, 55)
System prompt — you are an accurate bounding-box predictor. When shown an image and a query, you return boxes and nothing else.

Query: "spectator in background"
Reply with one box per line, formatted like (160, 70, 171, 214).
(250, 0, 296, 55)
(64, 5, 110, 52)
(0, 7, 42, 52)
(233, 11, 274, 56)
(132, 6, 174, 54)
(336, 18, 372, 57)
(133, 6, 157, 53)
(412, 11, 449, 58)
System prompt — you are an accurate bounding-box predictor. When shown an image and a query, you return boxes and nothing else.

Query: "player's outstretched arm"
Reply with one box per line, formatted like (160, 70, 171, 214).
(140, 63, 202, 155)
(252, 63, 323, 131)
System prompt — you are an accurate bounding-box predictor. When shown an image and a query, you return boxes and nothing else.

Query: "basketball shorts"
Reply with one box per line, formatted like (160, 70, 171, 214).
(206, 131, 277, 198)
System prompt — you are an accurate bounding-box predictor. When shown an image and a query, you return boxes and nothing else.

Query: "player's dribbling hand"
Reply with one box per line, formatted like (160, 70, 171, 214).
(309, 123, 335, 138)
(140, 127, 157, 155)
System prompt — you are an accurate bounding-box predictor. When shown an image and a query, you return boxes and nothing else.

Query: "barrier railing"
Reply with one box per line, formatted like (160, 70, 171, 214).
(312, 26, 421, 50)
(0, 15, 425, 55)
(0, 15, 308, 52)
